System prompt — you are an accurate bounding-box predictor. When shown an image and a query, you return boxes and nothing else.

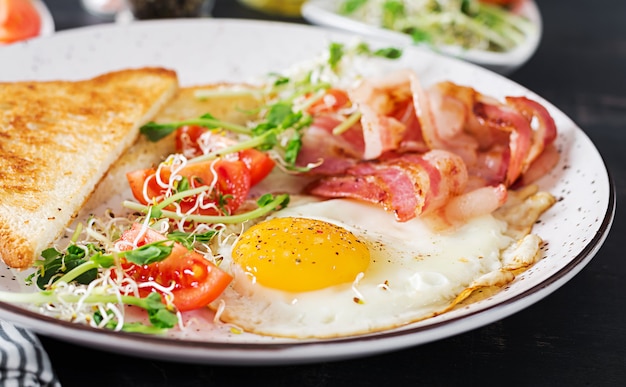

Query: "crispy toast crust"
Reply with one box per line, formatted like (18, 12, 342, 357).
(0, 67, 178, 269)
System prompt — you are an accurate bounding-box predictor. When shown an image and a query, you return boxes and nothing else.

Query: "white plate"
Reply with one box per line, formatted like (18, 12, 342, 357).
(302, 0, 542, 75)
(0, 19, 613, 365)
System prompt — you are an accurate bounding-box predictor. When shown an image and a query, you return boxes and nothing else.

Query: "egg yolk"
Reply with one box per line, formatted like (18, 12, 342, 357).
(231, 217, 370, 292)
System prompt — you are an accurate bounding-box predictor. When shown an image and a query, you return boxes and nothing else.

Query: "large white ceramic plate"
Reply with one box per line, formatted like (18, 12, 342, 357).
(302, 0, 542, 75)
(0, 19, 614, 365)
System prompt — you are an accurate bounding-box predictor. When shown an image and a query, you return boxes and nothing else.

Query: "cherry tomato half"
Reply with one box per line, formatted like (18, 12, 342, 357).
(238, 148, 276, 186)
(174, 125, 275, 187)
(118, 224, 232, 312)
(126, 157, 252, 216)
(175, 125, 207, 158)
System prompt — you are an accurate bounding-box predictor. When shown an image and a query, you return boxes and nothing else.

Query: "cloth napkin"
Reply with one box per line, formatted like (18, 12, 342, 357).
(0, 320, 61, 387)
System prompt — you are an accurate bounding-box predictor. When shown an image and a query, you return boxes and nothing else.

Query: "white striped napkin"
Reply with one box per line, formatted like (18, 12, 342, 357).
(0, 320, 61, 387)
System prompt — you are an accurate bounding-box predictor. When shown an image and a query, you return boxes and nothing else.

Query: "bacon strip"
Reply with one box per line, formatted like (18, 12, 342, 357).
(295, 115, 364, 175)
(408, 74, 480, 169)
(474, 102, 533, 185)
(349, 69, 416, 159)
(513, 143, 560, 187)
(310, 165, 418, 221)
(307, 150, 467, 222)
(506, 96, 558, 171)
(296, 70, 559, 222)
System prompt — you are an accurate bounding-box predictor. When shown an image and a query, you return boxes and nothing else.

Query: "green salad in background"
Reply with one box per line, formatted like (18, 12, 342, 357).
(338, 0, 534, 52)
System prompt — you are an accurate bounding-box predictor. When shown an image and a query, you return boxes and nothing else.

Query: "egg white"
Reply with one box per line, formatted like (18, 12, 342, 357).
(210, 198, 517, 339)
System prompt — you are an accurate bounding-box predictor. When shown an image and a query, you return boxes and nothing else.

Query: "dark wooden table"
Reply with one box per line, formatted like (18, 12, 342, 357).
(37, 0, 626, 385)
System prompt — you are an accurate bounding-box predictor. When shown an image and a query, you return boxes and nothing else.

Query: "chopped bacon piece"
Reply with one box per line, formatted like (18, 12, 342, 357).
(308, 166, 417, 221)
(391, 98, 429, 153)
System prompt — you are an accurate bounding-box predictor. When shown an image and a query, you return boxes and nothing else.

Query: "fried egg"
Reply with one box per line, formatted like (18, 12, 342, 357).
(212, 198, 522, 339)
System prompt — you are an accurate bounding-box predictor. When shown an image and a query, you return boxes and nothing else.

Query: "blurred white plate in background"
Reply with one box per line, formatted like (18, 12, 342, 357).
(301, 0, 542, 75)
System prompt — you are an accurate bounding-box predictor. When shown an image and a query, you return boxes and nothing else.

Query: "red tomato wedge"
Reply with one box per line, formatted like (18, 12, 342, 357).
(127, 157, 252, 216)
(238, 148, 276, 186)
(118, 224, 232, 312)
(174, 126, 275, 186)
(0, 0, 41, 44)
(175, 125, 207, 157)
(176, 125, 275, 186)
(126, 127, 275, 215)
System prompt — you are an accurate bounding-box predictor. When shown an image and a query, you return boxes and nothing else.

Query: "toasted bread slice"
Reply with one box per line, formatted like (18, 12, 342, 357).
(0, 68, 179, 269)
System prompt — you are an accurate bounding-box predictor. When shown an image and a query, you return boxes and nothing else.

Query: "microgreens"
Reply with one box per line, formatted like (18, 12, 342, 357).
(339, 0, 367, 14)
(167, 230, 217, 250)
(10, 239, 181, 334)
(123, 193, 290, 225)
(140, 113, 251, 142)
(28, 239, 175, 291)
(0, 290, 178, 333)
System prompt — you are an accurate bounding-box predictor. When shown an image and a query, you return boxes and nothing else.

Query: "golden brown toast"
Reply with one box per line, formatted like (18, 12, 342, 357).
(0, 68, 179, 269)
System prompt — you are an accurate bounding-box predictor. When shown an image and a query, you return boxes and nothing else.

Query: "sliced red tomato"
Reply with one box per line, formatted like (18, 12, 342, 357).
(175, 125, 207, 158)
(126, 157, 252, 216)
(174, 125, 275, 186)
(127, 167, 161, 205)
(118, 224, 232, 312)
(306, 88, 351, 115)
(238, 148, 276, 186)
(178, 158, 252, 214)
(128, 126, 275, 216)
(0, 0, 41, 44)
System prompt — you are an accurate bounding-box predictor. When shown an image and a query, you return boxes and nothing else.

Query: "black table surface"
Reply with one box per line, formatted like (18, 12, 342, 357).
(34, 0, 626, 385)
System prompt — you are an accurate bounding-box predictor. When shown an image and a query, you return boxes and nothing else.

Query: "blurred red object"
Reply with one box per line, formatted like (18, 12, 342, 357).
(0, 0, 41, 44)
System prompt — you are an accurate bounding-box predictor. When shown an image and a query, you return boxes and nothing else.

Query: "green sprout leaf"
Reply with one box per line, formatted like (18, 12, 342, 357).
(124, 193, 291, 225)
(140, 113, 251, 142)
(123, 241, 173, 266)
(167, 230, 217, 250)
(328, 42, 345, 70)
(339, 0, 367, 14)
